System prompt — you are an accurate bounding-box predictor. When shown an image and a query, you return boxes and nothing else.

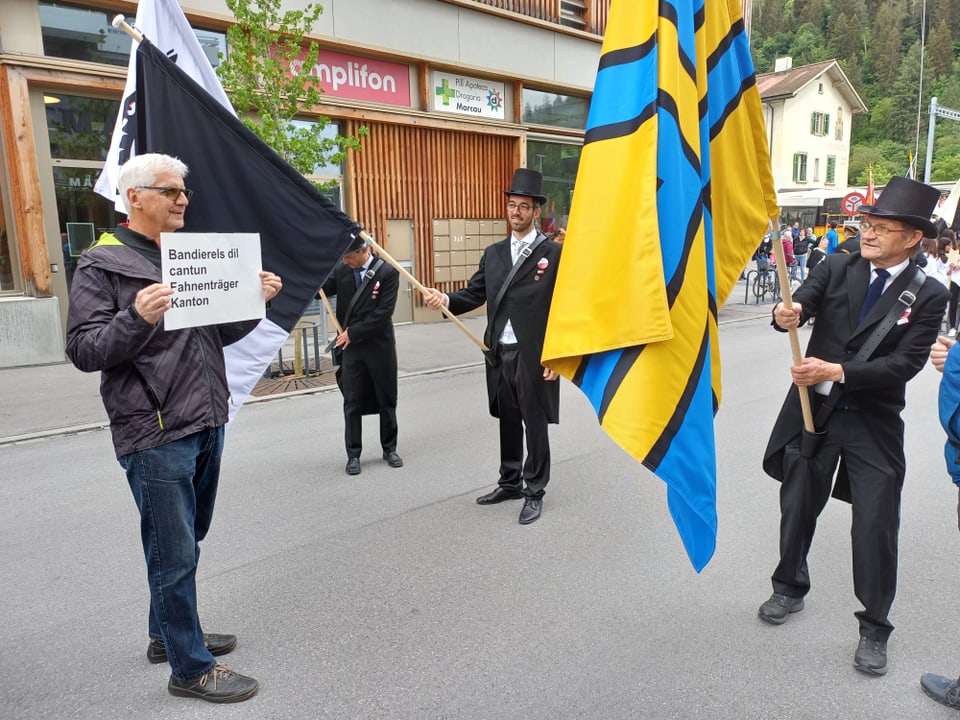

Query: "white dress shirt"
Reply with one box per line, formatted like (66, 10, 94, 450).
(499, 227, 538, 345)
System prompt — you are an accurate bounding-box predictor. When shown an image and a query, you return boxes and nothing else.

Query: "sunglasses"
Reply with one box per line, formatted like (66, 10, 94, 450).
(136, 186, 194, 201)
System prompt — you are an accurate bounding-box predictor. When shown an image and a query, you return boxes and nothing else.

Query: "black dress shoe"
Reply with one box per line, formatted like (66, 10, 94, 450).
(518, 498, 542, 524)
(383, 451, 403, 468)
(476, 487, 524, 505)
(920, 673, 960, 708)
(757, 592, 804, 624)
(854, 636, 887, 675)
(345, 458, 361, 475)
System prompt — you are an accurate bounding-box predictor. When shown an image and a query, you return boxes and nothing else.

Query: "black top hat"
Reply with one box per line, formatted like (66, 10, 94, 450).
(857, 176, 940, 238)
(504, 168, 547, 205)
(344, 231, 369, 255)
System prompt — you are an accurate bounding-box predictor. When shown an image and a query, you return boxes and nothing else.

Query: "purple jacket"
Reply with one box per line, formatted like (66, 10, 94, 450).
(66, 231, 258, 458)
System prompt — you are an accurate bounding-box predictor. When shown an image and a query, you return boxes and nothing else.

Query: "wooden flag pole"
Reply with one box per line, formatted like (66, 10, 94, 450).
(112, 14, 143, 42)
(360, 231, 490, 352)
(317, 289, 343, 334)
(771, 235, 816, 433)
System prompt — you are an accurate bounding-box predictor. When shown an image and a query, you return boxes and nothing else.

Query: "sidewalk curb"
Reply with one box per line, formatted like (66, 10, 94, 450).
(0, 361, 487, 447)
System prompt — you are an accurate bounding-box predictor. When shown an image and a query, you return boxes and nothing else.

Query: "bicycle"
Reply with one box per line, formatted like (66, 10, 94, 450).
(752, 265, 781, 303)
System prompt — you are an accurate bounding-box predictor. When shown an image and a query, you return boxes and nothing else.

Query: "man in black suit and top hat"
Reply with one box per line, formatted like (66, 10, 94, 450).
(321, 235, 403, 476)
(424, 168, 562, 525)
(758, 176, 950, 675)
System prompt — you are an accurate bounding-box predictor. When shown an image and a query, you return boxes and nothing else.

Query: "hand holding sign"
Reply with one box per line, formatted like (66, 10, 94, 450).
(259, 271, 282, 302)
(134, 283, 175, 325)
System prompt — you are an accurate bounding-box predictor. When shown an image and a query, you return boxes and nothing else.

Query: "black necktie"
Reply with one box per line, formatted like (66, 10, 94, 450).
(858, 268, 890, 323)
(354, 268, 363, 288)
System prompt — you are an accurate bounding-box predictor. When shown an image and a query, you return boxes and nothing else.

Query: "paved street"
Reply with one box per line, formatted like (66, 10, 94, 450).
(3, 295, 960, 719)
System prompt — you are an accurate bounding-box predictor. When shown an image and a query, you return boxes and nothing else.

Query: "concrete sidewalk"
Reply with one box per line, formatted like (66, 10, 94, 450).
(0, 282, 772, 443)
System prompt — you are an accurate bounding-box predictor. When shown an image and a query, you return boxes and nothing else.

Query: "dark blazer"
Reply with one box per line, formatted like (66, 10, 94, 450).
(763, 251, 949, 496)
(446, 234, 562, 422)
(321, 255, 399, 410)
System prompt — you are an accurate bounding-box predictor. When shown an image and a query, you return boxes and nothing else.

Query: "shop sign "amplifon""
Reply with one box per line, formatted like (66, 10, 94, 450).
(290, 48, 412, 107)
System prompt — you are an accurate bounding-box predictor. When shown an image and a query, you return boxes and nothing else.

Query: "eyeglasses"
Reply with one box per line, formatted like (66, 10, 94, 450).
(506, 201, 534, 212)
(860, 221, 907, 238)
(136, 186, 193, 201)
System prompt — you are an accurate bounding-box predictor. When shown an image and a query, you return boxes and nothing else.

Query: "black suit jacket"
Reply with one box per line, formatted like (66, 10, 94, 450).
(447, 234, 562, 421)
(763, 251, 949, 494)
(321, 255, 399, 409)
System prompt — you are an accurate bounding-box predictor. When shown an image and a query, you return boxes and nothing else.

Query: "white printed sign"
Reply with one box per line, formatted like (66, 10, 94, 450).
(432, 70, 505, 120)
(161, 233, 264, 330)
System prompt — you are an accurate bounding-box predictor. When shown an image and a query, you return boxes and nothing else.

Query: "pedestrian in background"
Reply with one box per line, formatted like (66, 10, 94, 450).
(837, 221, 861, 254)
(793, 227, 812, 281)
(780, 229, 796, 275)
(824, 221, 839, 254)
(65, 153, 282, 703)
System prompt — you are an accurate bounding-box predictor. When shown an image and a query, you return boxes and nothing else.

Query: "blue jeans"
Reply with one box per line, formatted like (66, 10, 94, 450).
(796, 253, 807, 280)
(119, 427, 224, 680)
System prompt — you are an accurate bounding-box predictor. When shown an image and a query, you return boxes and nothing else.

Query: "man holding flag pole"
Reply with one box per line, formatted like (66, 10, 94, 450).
(761, 177, 949, 675)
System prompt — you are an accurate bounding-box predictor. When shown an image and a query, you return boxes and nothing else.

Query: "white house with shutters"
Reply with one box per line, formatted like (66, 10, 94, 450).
(756, 58, 867, 197)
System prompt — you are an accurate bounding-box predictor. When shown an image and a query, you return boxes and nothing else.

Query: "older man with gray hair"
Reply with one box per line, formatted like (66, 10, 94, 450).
(66, 153, 281, 703)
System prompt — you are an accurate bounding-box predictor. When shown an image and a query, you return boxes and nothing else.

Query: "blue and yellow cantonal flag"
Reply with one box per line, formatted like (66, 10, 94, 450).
(542, 0, 779, 571)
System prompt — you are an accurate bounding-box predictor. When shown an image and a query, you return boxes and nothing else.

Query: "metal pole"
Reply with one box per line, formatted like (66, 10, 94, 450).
(925, 96, 937, 183)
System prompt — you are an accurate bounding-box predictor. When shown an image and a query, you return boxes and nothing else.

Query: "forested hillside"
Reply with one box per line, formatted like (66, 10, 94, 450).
(750, 0, 960, 184)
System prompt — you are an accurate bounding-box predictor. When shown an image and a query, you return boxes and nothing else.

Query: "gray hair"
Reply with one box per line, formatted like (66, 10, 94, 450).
(117, 153, 189, 213)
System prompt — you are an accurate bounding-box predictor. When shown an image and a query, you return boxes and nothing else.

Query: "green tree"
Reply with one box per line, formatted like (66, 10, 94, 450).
(826, 13, 861, 69)
(932, 154, 960, 182)
(754, 32, 794, 73)
(789, 23, 829, 66)
(753, 0, 786, 42)
(867, 0, 906, 87)
(885, 41, 924, 143)
(216, 0, 365, 189)
(849, 138, 911, 184)
(930, 0, 960, 37)
(926, 20, 955, 81)
(796, 0, 826, 32)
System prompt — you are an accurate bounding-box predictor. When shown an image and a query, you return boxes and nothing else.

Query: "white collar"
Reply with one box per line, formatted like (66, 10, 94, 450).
(870, 258, 909, 280)
(511, 227, 538, 246)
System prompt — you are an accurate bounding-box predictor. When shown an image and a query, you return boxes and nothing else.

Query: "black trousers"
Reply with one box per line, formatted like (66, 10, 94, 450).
(772, 409, 903, 640)
(341, 353, 397, 459)
(496, 347, 550, 498)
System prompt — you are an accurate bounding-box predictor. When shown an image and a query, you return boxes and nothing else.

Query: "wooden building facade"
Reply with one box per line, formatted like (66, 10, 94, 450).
(0, 0, 752, 365)
(0, 0, 611, 364)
